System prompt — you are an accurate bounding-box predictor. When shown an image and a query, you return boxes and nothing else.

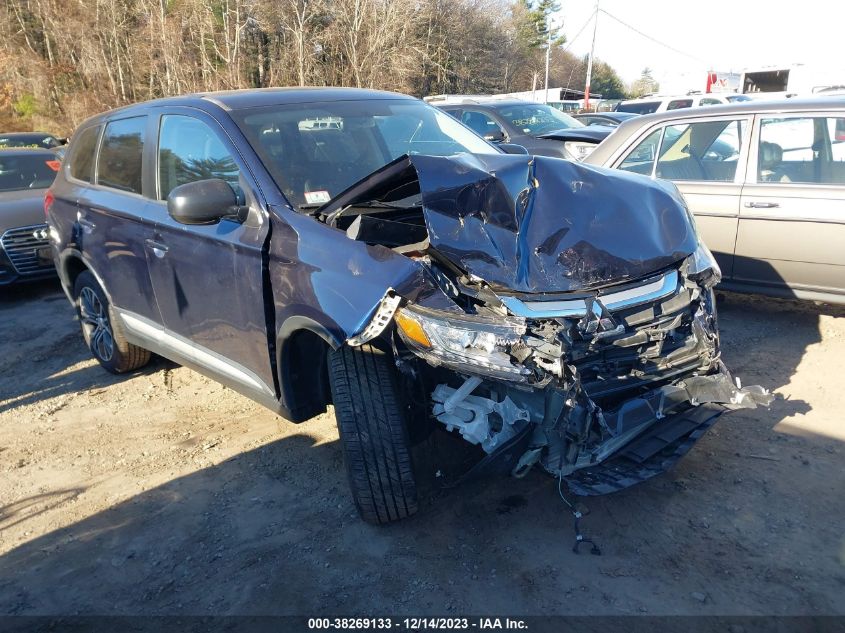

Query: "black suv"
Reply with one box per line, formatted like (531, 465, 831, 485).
(47, 88, 769, 524)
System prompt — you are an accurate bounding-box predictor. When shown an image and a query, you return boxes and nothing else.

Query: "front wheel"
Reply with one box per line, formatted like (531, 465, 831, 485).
(74, 270, 150, 374)
(328, 343, 419, 525)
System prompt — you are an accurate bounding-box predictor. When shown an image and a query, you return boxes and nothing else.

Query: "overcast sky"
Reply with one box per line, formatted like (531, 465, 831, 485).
(557, 1, 845, 87)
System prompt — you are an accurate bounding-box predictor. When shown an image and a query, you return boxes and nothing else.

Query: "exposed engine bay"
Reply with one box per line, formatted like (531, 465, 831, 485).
(316, 152, 773, 494)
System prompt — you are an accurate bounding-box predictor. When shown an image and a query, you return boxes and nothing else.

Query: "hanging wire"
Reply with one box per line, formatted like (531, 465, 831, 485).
(558, 471, 601, 555)
(598, 8, 709, 65)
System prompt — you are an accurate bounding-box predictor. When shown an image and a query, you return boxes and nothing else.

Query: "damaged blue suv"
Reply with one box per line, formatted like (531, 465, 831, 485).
(46, 88, 770, 524)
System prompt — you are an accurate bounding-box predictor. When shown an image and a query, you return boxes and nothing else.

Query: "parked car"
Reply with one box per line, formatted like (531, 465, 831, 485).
(434, 99, 614, 160)
(586, 97, 845, 305)
(47, 88, 769, 524)
(0, 132, 65, 150)
(0, 148, 60, 285)
(574, 112, 640, 127)
(616, 94, 731, 115)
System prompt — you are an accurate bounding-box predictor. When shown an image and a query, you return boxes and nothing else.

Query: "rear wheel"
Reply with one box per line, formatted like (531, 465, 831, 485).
(73, 270, 150, 373)
(328, 343, 418, 524)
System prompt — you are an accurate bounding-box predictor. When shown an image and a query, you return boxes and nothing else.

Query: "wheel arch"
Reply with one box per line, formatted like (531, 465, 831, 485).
(59, 251, 113, 305)
(276, 316, 343, 423)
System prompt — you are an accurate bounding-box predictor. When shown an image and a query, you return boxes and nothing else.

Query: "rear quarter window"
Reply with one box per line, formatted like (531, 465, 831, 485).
(617, 101, 660, 114)
(667, 99, 693, 110)
(68, 125, 101, 183)
(97, 116, 146, 194)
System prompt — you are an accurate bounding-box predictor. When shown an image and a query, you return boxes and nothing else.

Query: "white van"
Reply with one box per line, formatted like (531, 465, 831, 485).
(616, 93, 731, 115)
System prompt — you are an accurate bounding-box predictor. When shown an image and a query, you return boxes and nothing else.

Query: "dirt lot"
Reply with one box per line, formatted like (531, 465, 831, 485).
(1, 280, 844, 617)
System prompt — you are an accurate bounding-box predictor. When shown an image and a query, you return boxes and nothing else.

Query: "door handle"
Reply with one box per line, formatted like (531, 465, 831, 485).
(144, 239, 169, 258)
(744, 201, 780, 209)
(77, 217, 96, 233)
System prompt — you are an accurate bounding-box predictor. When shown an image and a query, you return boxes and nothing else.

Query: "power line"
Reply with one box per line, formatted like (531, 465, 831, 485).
(598, 8, 709, 66)
(559, 10, 596, 56)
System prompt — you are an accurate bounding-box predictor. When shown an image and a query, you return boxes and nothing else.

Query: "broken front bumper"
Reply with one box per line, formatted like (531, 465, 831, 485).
(564, 403, 724, 495)
(429, 365, 771, 492)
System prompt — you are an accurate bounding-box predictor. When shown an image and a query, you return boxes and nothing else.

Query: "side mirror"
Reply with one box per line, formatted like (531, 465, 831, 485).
(498, 143, 529, 155)
(484, 130, 506, 143)
(166, 178, 239, 225)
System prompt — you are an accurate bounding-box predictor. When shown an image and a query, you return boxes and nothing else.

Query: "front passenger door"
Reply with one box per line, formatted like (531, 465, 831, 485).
(146, 111, 277, 404)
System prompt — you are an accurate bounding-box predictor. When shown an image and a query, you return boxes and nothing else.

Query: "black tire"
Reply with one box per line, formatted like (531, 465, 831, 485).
(73, 270, 150, 374)
(328, 343, 418, 524)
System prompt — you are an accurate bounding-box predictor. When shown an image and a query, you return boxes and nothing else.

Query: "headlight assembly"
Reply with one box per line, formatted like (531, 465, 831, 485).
(682, 241, 722, 289)
(564, 141, 597, 161)
(394, 305, 530, 381)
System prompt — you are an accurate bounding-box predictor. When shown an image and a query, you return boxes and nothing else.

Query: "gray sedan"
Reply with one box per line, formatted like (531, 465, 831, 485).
(0, 149, 58, 285)
(585, 97, 845, 305)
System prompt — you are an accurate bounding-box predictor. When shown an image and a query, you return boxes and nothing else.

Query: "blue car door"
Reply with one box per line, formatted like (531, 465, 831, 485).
(79, 115, 161, 321)
(144, 109, 276, 405)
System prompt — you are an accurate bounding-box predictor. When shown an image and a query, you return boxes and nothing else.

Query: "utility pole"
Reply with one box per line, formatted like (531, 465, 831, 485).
(543, 17, 552, 104)
(584, 0, 599, 110)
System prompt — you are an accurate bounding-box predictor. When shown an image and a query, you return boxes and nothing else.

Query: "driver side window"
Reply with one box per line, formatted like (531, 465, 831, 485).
(461, 110, 504, 140)
(619, 120, 744, 182)
(158, 115, 241, 200)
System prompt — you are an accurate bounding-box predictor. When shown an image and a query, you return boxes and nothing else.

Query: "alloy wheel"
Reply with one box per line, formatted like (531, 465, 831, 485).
(79, 286, 115, 362)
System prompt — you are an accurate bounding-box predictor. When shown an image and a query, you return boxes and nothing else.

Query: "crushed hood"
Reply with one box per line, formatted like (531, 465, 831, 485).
(321, 153, 699, 294)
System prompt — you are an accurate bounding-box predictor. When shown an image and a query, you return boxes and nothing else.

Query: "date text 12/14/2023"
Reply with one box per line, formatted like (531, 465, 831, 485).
(307, 617, 529, 630)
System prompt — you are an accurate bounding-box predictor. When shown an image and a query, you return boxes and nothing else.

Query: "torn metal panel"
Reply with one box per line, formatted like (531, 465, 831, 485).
(346, 290, 402, 346)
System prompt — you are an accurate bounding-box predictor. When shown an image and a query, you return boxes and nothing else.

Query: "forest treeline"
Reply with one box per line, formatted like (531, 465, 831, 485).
(0, 0, 628, 134)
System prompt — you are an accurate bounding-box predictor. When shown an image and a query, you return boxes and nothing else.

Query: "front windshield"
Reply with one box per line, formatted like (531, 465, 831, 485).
(496, 104, 584, 136)
(232, 99, 498, 208)
(0, 154, 59, 192)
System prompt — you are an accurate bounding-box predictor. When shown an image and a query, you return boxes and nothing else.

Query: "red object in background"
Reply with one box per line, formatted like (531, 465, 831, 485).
(44, 189, 54, 217)
(45, 160, 61, 171)
(706, 72, 717, 94)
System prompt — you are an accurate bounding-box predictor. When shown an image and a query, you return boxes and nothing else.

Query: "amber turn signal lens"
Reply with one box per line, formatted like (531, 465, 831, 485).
(395, 311, 431, 348)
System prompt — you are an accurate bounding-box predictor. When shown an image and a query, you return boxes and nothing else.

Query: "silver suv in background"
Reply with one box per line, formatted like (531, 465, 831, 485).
(616, 93, 732, 115)
(586, 97, 845, 305)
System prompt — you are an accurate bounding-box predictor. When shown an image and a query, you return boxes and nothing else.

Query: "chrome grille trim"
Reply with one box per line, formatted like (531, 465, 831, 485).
(1, 223, 53, 275)
(500, 270, 679, 319)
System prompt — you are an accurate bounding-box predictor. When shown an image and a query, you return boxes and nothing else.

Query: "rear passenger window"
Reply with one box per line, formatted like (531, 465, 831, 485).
(759, 117, 845, 184)
(68, 125, 100, 183)
(158, 115, 240, 200)
(97, 117, 146, 194)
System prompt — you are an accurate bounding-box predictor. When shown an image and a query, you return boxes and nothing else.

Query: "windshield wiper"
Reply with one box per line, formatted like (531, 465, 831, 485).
(297, 203, 325, 215)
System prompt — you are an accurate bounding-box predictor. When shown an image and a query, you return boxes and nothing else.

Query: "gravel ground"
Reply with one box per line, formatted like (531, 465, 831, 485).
(0, 280, 844, 616)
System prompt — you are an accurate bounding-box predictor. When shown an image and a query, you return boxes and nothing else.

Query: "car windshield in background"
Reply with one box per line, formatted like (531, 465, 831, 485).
(232, 99, 498, 208)
(0, 153, 60, 192)
(0, 134, 60, 149)
(496, 104, 584, 135)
